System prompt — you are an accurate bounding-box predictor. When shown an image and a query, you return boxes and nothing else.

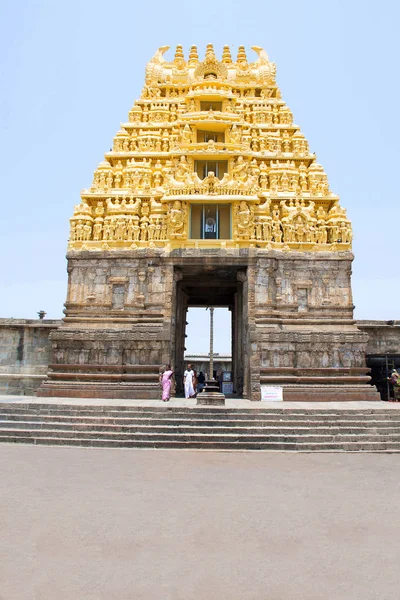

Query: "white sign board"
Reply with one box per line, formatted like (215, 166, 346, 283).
(261, 385, 283, 402)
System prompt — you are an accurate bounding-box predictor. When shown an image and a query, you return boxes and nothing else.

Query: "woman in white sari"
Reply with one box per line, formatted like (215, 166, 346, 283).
(184, 363, 195, 398)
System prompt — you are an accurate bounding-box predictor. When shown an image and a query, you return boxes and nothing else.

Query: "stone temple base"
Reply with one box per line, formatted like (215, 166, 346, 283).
(38, 381, 161, 400)
(37, 248, 381, 402)
(280, 385, 381, 402)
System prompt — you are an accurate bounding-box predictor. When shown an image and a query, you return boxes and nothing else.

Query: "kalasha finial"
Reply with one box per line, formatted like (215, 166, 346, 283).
(174, 44, 184, 62)
(205, 43, 216, 60)
(222, 45, 232, 64)
(188, 45, 199, 65)
(237, 45, 248, 64)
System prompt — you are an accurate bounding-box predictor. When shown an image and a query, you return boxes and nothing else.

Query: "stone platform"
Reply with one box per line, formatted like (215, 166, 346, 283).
(1, 395, 399, 452)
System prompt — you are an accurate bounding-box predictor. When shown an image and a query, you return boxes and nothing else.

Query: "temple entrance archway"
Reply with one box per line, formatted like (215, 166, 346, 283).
(172, 265, 248, 397)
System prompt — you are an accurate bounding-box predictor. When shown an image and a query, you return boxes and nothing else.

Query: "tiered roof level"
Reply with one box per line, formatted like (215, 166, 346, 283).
(69, 44, 352, 251)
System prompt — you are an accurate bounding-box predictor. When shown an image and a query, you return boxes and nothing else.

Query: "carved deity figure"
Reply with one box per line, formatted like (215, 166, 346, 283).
(203, 171, 219, 193)
(106, 173, 113, 188)
(168, 200, 186, 237)
(175, 156, 191, 184)
(232, 156, 249, 185)
(75, 220, 84, 241)
(154, 219, 162, 240)
(236, 201, 254, 238)
(148, 221, 156, 241)
(93, 221, 103, 241)
(280, 171, 289, 190)
(139, 203, 150, 241)
(230, 124, 241, 144)
(81, 222, 90, 241)
(282, 221, 294, 243)
(115, 219, 126, 241)
(262, 219, 272, 241)
(340, 222, 352, 244)
(126, 219, 134, 241)
(272, 221, 282, 243)
(181, 124, 192, 144)
(69, 221, 76, 241)
(153, 171, 163, 187)
(132, 223, 140, 241)
(294, 216, 307, 242)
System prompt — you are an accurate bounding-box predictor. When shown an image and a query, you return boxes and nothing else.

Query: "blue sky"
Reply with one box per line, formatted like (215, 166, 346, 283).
(1, 0, 399, 353)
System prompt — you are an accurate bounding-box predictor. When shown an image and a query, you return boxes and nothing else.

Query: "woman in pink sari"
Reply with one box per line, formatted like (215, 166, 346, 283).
(160, 364, 174, 402)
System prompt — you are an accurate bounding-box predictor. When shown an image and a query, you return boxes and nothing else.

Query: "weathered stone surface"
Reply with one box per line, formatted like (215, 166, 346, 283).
(35, 248, 381, 401)
(2, 281, 397, 401)
(0, 319, 61, 394)
(357, 321, 400, 355)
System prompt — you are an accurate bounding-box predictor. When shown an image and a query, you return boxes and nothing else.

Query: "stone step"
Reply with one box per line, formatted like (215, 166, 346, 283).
(1, 436, 400, 452)
(2, 428, 400, 444)
(0, 404, 396, 417)
(2, 420, 400, 435)
(1, 408, 400, 422)
(2, 412, 400, 427)
(1, 402, 400, 452)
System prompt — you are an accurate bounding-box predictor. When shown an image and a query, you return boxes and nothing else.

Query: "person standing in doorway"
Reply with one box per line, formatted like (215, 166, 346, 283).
(160, 364, 174, 402)
(388, 369, 400, 401)
(197, 371, 205, 393)
(193, 369, 198, 394)
(184, 363, 195, 399)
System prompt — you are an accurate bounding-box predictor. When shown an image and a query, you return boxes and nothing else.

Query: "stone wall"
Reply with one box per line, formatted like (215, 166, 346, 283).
(0, 313, 398, 398)
(34, 247, 378, 401)
(0, 319, 61, 395)
(357, 321, 400, 355)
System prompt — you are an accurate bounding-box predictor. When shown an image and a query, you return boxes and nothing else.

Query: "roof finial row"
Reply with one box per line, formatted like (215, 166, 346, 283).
(188, 44, 199, 65)
(170, 44, 251, 64)
(237, 45, 248, 65)
(222, 45, 232, 64)
(174, 44, 184, 63)
(205, 43, 216, 60)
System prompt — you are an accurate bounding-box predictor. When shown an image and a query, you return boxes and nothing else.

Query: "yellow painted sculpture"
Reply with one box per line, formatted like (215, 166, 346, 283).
(69, 44, 352, 251)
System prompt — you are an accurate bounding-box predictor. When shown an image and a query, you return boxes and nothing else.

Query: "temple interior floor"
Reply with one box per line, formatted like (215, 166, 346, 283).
(1, 445, 399, 600)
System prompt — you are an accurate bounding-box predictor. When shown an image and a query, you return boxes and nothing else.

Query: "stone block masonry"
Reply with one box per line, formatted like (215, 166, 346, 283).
(0, 319, 61, 395)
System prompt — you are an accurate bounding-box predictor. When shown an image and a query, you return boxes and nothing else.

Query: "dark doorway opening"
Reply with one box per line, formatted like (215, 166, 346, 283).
(173, 265, 247, 397)
(366, 354, 400, 400)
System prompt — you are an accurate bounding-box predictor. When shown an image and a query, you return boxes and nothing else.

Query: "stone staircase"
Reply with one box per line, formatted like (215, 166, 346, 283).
(0, 402, 400, 451)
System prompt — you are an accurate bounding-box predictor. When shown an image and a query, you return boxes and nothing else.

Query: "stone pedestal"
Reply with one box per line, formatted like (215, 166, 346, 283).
(196, 379, 226, 405)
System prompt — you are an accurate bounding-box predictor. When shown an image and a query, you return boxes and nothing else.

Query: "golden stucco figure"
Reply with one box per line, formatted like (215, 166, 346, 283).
(69, 44, 352, 251)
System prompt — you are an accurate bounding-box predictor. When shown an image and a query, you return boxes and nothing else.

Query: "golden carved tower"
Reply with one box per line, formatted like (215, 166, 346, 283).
(39, 45, 378, 402)
(69, 44, 352, 252)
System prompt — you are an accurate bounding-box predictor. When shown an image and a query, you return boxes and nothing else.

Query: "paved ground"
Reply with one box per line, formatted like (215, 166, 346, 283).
(1, 446, 400, 599)
(1, 394, 400, 410)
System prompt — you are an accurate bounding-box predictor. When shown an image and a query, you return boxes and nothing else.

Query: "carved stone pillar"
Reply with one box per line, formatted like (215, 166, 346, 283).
(197, 306, 225, 406)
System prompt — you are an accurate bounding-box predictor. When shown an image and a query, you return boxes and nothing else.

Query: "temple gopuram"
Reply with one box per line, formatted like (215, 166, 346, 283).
(38, 44, 379, 401)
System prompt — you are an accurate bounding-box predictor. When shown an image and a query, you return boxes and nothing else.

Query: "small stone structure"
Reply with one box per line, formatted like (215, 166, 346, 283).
(358, 321, 400, 355)
(0, 319, 61, 395)
(358, 321, 400, 400)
